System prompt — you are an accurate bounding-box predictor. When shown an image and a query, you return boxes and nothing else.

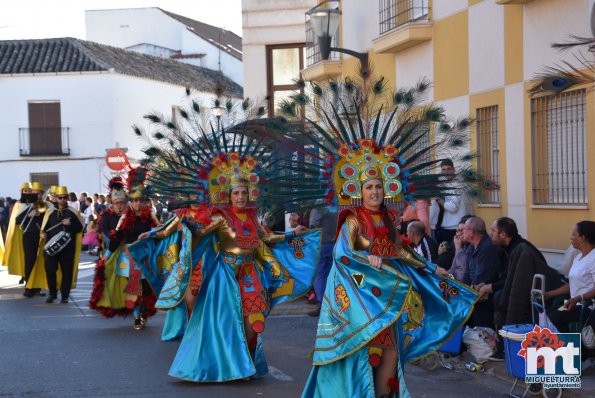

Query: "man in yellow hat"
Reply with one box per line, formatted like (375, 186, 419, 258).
(4, 182, 38, 284)
(40, 186, 83, 304)
(15, 182, 48, 297)
(48, 185, 58, 207)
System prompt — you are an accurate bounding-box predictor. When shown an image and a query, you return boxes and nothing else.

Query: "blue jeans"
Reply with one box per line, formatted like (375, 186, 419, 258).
(314, 243, 334, 302)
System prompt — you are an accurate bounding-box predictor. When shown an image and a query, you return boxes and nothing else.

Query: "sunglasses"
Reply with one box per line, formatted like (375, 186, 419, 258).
(57, 196, 68, 199)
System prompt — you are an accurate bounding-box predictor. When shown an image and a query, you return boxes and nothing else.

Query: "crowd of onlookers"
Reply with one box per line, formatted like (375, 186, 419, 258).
(0, 191, 168, 257)
(289, 200, 594, 362)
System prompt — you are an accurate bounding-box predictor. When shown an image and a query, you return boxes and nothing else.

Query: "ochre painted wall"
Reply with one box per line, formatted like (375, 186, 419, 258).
(433, 11, 469, 100)
(504, 4, 523, 85)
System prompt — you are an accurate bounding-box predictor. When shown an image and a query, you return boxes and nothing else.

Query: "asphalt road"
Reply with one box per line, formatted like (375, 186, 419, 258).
(0, 256, 531, 398)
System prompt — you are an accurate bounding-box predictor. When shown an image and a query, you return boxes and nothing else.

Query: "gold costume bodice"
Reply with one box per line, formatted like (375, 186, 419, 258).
(343, 213, 427, 269)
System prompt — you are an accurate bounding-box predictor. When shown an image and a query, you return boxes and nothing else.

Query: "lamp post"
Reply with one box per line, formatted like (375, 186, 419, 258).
(212, 101, 225, 130)
(306, 2, 369, 76)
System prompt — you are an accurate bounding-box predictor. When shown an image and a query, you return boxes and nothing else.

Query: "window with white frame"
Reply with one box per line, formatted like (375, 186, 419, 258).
(531, 89, 587, 205)
(476, 105, 500, 204)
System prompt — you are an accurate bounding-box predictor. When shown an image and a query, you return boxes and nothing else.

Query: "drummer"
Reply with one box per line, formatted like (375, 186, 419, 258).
(40, 186, 84, 304)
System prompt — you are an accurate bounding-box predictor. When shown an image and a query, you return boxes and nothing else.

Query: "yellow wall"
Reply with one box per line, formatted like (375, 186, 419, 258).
(469, 88, 507, 225)
(504, 5, 523, 84)
(468, 0, 484, 6)
(523, 82, 595, 249)
(341, 52, 396, 92)
(433, 11, 469, 100)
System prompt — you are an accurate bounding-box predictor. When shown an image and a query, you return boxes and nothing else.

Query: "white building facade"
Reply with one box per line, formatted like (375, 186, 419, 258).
(0, 37, 242, 198)
(86, 8, 243, 86)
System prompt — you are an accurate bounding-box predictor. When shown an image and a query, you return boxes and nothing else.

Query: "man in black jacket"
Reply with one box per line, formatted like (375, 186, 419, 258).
(490, 217, 562, 326)
(41, 187, 83, 304)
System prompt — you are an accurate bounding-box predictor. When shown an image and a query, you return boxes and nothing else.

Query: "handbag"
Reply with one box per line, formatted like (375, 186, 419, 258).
(582, 310, 595, 349)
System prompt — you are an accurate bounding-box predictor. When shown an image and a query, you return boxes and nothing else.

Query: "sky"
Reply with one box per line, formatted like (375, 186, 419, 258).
(0, 0, 243, 40)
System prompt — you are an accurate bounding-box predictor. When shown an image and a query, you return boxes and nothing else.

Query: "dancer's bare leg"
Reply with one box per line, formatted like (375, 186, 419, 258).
(375, 348, 398, 397)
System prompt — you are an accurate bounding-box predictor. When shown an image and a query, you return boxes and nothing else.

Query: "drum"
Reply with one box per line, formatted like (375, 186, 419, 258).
(43, 231, 72, 256)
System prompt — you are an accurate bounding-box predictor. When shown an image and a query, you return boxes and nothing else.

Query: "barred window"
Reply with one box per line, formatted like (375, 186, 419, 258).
(476, 105, 500, 204)
(379, 0, 429, 34)
(30, 172, 59, 190)
(531, 89, 587, 205)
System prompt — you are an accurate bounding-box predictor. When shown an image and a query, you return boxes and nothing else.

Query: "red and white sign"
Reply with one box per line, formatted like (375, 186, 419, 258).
(105, 148, 129, 171)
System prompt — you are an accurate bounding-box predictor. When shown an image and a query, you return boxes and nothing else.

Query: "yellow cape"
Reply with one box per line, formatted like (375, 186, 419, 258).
(0, 228, 5, 263)
(3, 202, 29, 276)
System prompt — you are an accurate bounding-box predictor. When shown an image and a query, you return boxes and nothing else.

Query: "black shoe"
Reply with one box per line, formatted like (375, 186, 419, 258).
(23, 289, 34, 298)
(488, 351, 505, 362)
(18, 277, 25, 284)
(60, 297, 69, 304)
(45, 295, 57, 304)
(133, 318, 144, 331)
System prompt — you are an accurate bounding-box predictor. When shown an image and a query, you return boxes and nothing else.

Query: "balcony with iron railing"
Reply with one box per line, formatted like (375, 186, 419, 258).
(373, 0, 432, 54)
(302, 1, 343, 81)
(19, 127, 70, 156)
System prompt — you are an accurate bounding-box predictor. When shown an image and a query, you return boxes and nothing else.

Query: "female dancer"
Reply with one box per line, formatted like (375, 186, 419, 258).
(271, 77, 492, 397)
(127, 93, 321, 381)
(89, 171, 159, 330)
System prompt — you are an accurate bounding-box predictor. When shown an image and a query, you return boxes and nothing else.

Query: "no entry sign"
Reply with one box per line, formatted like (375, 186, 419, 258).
(105, 148, 129, 171)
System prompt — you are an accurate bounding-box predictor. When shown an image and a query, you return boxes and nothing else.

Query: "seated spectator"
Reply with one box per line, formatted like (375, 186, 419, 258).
(545, 221, 595, 332)
(407, 220, 438, 262)
(445, 215, 473, 281)
(288, 212, 308, 233)
(462, 216, 505, 328)
(490, 217, 563, 326)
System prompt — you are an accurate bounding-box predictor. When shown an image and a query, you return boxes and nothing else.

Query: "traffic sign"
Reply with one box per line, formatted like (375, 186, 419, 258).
(105, 148, 129, 171)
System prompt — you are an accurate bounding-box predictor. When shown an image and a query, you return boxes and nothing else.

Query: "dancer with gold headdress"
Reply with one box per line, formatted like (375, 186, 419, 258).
(127, 91, 321, 382)
(269, 75, 497, 398)
(40, 186, 83, 304)
(96, 168, 159, 329)
(89, 176, 133, 318)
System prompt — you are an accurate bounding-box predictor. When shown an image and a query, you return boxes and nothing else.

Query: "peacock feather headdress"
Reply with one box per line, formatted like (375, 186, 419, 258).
(131, 88, 294, 214)
(264, 71, 497, 211)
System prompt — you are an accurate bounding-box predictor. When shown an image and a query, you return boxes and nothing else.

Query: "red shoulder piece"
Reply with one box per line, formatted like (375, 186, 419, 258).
(335, 208, 358, 240)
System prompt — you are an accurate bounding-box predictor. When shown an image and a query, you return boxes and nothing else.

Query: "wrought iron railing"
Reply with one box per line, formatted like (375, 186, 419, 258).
(379, 0, 429, 35)
(19, 127, 70, 156)
(305, 1, 341, 67)
(476, 106, 501, 204)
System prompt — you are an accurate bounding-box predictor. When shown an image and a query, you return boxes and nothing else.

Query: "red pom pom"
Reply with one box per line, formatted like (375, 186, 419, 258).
(369, 353, 381, 367)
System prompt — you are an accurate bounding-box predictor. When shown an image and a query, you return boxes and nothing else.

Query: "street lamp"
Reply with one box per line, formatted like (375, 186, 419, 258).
(306, 1, 369, 76)
(212, 99, 225, 131)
